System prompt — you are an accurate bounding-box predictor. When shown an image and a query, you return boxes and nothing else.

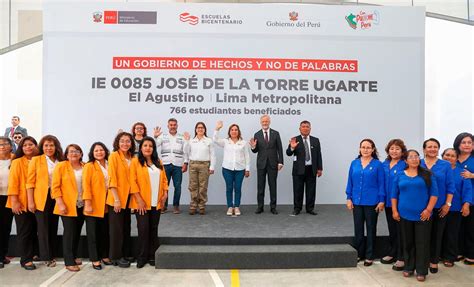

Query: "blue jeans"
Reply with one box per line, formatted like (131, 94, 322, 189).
(222, 168, 244, 208)
(164, 164, 183, 207)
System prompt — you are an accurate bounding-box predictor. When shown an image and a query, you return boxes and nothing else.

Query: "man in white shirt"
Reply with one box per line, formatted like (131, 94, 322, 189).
(4, 116, 28, 140)
(154, 118, 188, 214)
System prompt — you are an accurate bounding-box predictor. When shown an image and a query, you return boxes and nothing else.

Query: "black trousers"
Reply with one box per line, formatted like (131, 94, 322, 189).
(442, 211, 462, 262)
(61, 208, 84, 266)
(292, 165, 316, 212)
(108, 205, 132, 260)
(353, 205, 378, 260)
(257, 165, 278, 210)
(85, 215, 109, 262)
(14, 212, 36, 265)
(136, 207, 161, 264)
(385, 207, 403, 260)
(430, 208, 447, 264)
(400, 218, 431, 275)
(0, 196, 13, 261)
(35, 191, 59, 261)
(463, 206, 474, 259)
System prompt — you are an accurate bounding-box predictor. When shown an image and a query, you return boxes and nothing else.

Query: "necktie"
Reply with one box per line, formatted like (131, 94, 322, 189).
(264, 131, 269, 143)
(304, 137, 310, 161)
(9, 127, 14, 138)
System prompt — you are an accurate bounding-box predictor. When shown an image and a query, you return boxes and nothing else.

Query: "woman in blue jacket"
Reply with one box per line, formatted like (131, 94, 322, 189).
(380, 139, 407, 271)
(392, 149, 438, 282)
(453, 132, 474, 264)
(345, 139, 385, 266)
(421, 138, 455, 273)
(441, 148, 472, 267)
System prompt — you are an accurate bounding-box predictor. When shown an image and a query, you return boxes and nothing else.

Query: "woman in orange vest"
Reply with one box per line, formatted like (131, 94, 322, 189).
(130, 137, 168, 268)
(107, 132, 135, 267)
(51, 144, 85, 272)
(7, 136, 38, 270)
(83, 142, 111, 270)
(27, 135, 63, 267)
(0, 136, 14, 269)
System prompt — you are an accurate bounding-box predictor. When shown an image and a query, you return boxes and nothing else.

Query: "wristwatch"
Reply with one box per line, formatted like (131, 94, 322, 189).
(446, 202, 452, 207)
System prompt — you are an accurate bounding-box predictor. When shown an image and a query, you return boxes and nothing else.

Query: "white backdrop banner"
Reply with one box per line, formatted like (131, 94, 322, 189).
(43, 2, 425, 204)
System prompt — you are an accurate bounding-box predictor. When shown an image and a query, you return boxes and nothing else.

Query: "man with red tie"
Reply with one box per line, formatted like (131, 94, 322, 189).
(4, 116, 28, 140)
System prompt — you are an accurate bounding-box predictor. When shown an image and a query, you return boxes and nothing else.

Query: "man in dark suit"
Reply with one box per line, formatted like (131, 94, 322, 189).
(4, 116, 27, 140)
(250, 115, 284, 214)
(286, 120, 323, 215)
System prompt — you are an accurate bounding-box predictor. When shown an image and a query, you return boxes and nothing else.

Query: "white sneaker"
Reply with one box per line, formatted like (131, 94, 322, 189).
(226, 207, 233, 216)
(234, 207, 241, 216)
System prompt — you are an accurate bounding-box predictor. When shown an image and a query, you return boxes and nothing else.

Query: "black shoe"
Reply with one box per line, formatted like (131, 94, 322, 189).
(113, 258, 131, 268)
(464, 259, 474, 265)
(22, 262, 37, 271)
(364, 260, 373, 267)
(92, 263, 102, 270)
(0, 262, 3, 269)
(271, 208, 278, 215)
(392, 264, 404, 271)
(429, 267, 438, 274)
(102, 259, 113, 266)
(125, 257, 136, 263)
(137, 261, 146, 269)
(149, 260, 155, 266)
(255, 208, 263, 214)
(291, 210, 300, 216)
(307, 210, 318, 215)
(380, 256, 396, 264)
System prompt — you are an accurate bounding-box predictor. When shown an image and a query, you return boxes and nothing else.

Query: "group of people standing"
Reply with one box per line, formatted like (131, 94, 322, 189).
(346, 133, 474, 282)
(0, 115, 323, 272)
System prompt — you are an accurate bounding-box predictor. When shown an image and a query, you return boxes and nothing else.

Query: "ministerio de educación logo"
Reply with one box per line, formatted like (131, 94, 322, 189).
(345, 11, 380, 30)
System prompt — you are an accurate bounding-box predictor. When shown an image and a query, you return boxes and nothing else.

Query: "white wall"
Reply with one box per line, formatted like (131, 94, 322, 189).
(0, 14, 473, 203)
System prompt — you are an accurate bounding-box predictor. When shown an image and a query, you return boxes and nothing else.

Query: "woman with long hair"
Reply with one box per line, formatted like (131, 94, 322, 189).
(392, 149, 438, 282)
(0, 136, 14, 269)
(129, 137, 168, 268)
(27, 135, 63, 267)
(184, 122, 215, 215)
(82, 142, 112, 270)
(213, 121, 250, 216)
(345, 138, 385, 267)
(7, 136, 38, 270)
(107, 132, 135, 267)
(51, 144, 85, 272)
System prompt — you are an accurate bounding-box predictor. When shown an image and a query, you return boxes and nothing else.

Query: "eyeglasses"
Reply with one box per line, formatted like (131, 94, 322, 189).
(407, 155, 420, 159)
(68, 150, 81, 155)
(135, 127, 144, 130)
(0, 143, 11, 147)
(119, 140, 131, 144)
(13, 136, 22, 140)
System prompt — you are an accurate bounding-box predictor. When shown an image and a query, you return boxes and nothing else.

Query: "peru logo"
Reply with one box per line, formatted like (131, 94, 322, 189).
(289, 11, 298, 21)
(180, 12, 199, 25)
(92, 12, 102, 23)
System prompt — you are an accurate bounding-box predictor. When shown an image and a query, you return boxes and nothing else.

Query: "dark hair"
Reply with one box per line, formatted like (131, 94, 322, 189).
(441, 148, 458, 158)
(453, 132, 474, 156)
(88, 142, 110, 163)
(13, 131, 23, 136)
(0, 136, 12, 147)
(64, 144, 83, 162)
(357, 138, 379, 160)
(423, 138, 440, 149)
(385, 139, 408, 161)
(300, 120, 311, 127)
(38, 135, 64, 161)
(194, 122, 208, 138)
(131, 122, 147, 138)
(112, 132, 135, 154)
(405, 149, 432, 188)
(14, 136, 38, 159)
(227, 124, 242, 140)
(12, 116, 20, 121)
(168, 118, 178, 124)
(137, 137, 162, 169)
